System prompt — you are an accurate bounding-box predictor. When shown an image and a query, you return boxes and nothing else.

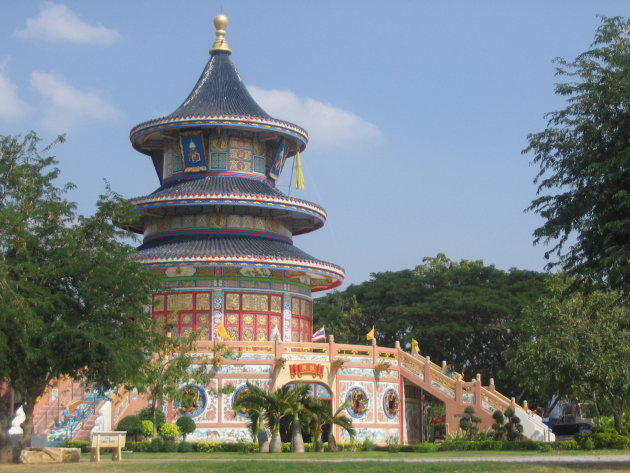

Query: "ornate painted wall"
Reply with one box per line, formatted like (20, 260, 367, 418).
(152, 289, 312, 342)
(163, 129, 277, 181)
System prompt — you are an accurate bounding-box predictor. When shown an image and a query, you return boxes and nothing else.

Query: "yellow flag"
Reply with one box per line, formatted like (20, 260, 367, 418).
(216, 323, 230, 340)
(366, 326, 375, 341)
(411, 338, 420, 354)
(295, 150, 305, 190)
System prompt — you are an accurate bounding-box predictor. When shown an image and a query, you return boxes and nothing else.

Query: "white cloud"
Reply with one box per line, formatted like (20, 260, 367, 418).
(16, 2, 120, 44)
(0, 72, 29, 119)
(31, 71, 118, 132)
(248, 86, 384, 152)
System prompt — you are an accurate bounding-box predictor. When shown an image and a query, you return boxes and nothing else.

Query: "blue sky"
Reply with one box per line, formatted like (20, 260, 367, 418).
(1, 1, 627, 288)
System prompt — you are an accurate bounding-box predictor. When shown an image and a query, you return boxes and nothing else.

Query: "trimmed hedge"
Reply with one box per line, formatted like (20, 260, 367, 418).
(118, 437, 618, 453)
(575, 431, 629, 449)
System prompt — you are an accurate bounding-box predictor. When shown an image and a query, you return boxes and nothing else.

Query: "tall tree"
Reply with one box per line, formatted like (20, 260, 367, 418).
(305, 397, 355, 452)
(232, 382, 271, 453)
(0, 132, 159, 459)
(523, 16, 630, 294)
(131, 328, 210, 437)
(281, 383, 311, 453)
(315, 254, 548, 396)
(506, 276, 630, 430)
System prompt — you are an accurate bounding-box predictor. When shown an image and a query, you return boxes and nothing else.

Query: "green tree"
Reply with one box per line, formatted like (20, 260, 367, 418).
(137, 407, 165, 432)
(131, 329, 209, 438)
(232, 382, 271, 452)
(459, 406, 481, 440)
(240, 384, 287, 453)
(158, 422, 180, 440)
(116, 415, 144, 441)
(0, 132, 158, 461)
(506, 276, 630, 430)
(523, 16, 630, 293)
(175, 416, 196, 441)
(491, 408, 524, 441)
(305, 398, 355, 452)
(281, 383, 311, 453)
(315, 254, 548, 396)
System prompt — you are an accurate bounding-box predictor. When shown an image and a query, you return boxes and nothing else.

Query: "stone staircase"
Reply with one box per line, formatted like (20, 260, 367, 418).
(397, 350, 554, 441)
(25, 378, 109, 445)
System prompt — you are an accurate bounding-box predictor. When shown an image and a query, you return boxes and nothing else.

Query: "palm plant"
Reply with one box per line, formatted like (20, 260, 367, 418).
(306, 397, 355, 452)
(231, 382, 271, 452)
(262, 385, 291, 453)
(274, 383, 312, 453)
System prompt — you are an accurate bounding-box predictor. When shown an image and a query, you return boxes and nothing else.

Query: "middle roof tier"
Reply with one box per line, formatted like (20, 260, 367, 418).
(130, 175, 326, 236)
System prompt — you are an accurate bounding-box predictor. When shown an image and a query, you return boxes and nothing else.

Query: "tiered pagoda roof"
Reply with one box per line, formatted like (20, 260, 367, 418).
(129, 14, 344, 291)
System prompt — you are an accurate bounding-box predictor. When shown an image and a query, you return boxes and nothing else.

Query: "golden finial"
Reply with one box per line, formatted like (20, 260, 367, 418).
(210, 14, 232, 53)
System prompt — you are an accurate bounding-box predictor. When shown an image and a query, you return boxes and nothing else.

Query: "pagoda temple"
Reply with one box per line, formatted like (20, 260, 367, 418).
(128, 15, 344, 344)
(24, 14, 554, 447)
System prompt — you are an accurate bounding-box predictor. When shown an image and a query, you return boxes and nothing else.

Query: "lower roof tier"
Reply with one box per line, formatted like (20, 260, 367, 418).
(136, 235, 344, 291)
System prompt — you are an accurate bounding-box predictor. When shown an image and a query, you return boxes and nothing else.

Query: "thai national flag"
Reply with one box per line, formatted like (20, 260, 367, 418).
(311, 326, 326, 342)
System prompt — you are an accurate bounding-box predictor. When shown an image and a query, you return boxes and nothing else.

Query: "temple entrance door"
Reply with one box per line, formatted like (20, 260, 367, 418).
(404, 383, 447, 443)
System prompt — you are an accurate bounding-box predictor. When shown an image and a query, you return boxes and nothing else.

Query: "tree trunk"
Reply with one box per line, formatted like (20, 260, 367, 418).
(18, 394, 37, 451)
(291, 414, 304, 453)
(0, 390, 15, 463)
(151, 399, 158, 438)
(327, 432, 337, 452)
(315, 432, 324, 453)
(269, 430, 282, 453)
(591, 393, 601, 419)
(257, 429, 270, 453)
(0, 431, 12, 464)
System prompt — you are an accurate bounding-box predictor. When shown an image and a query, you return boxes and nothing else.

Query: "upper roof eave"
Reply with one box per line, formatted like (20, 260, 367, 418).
(130, 114, 309, 156)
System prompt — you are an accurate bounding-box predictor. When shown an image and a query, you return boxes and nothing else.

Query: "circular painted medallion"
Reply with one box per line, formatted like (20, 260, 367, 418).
(383, 388, 400, 419)
(232, 384, 251, 418)
(176, 385, 207, 417)
(346, 386, 369, 419)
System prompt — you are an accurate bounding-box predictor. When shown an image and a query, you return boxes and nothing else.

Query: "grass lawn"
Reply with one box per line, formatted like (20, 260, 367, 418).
(0, 451, 629, 473)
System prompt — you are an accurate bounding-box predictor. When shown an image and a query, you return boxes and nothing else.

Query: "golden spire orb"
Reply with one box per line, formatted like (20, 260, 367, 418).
(210, 14, 232, 53)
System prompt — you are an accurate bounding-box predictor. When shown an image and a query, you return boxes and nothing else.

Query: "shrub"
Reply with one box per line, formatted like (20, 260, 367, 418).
(413, 442, 439, 453)
(158, 422, 181, 439)
(477, 440, 503, 450)
(439, 440, 471, 451)
(125, 441, 150, 452)
(237, 440, 254, 453)
(61, 440, 90, 453)
(141, 420, 153, 438)
(337, 442, 361, 452)
(459, 406, 482, 440)
(138, 408, 166, 431)
(502, 440, 538, 451)
(178, 441, 193, 453)
(162, 440, 178, 452)
(193, 442, 218, 453)
(117, 415, 144, 440)
(554, 440, 579, 450)
(574, 431, 629, 449)
(592, 432, 629, 449)
(583, 437, 595, 450)
(149, 438, 163, 452)
(491, 408, 523, 441)
(176, 416, 196, 441)
(387, 443, 401, 453)
(361, 438, 375, 451)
